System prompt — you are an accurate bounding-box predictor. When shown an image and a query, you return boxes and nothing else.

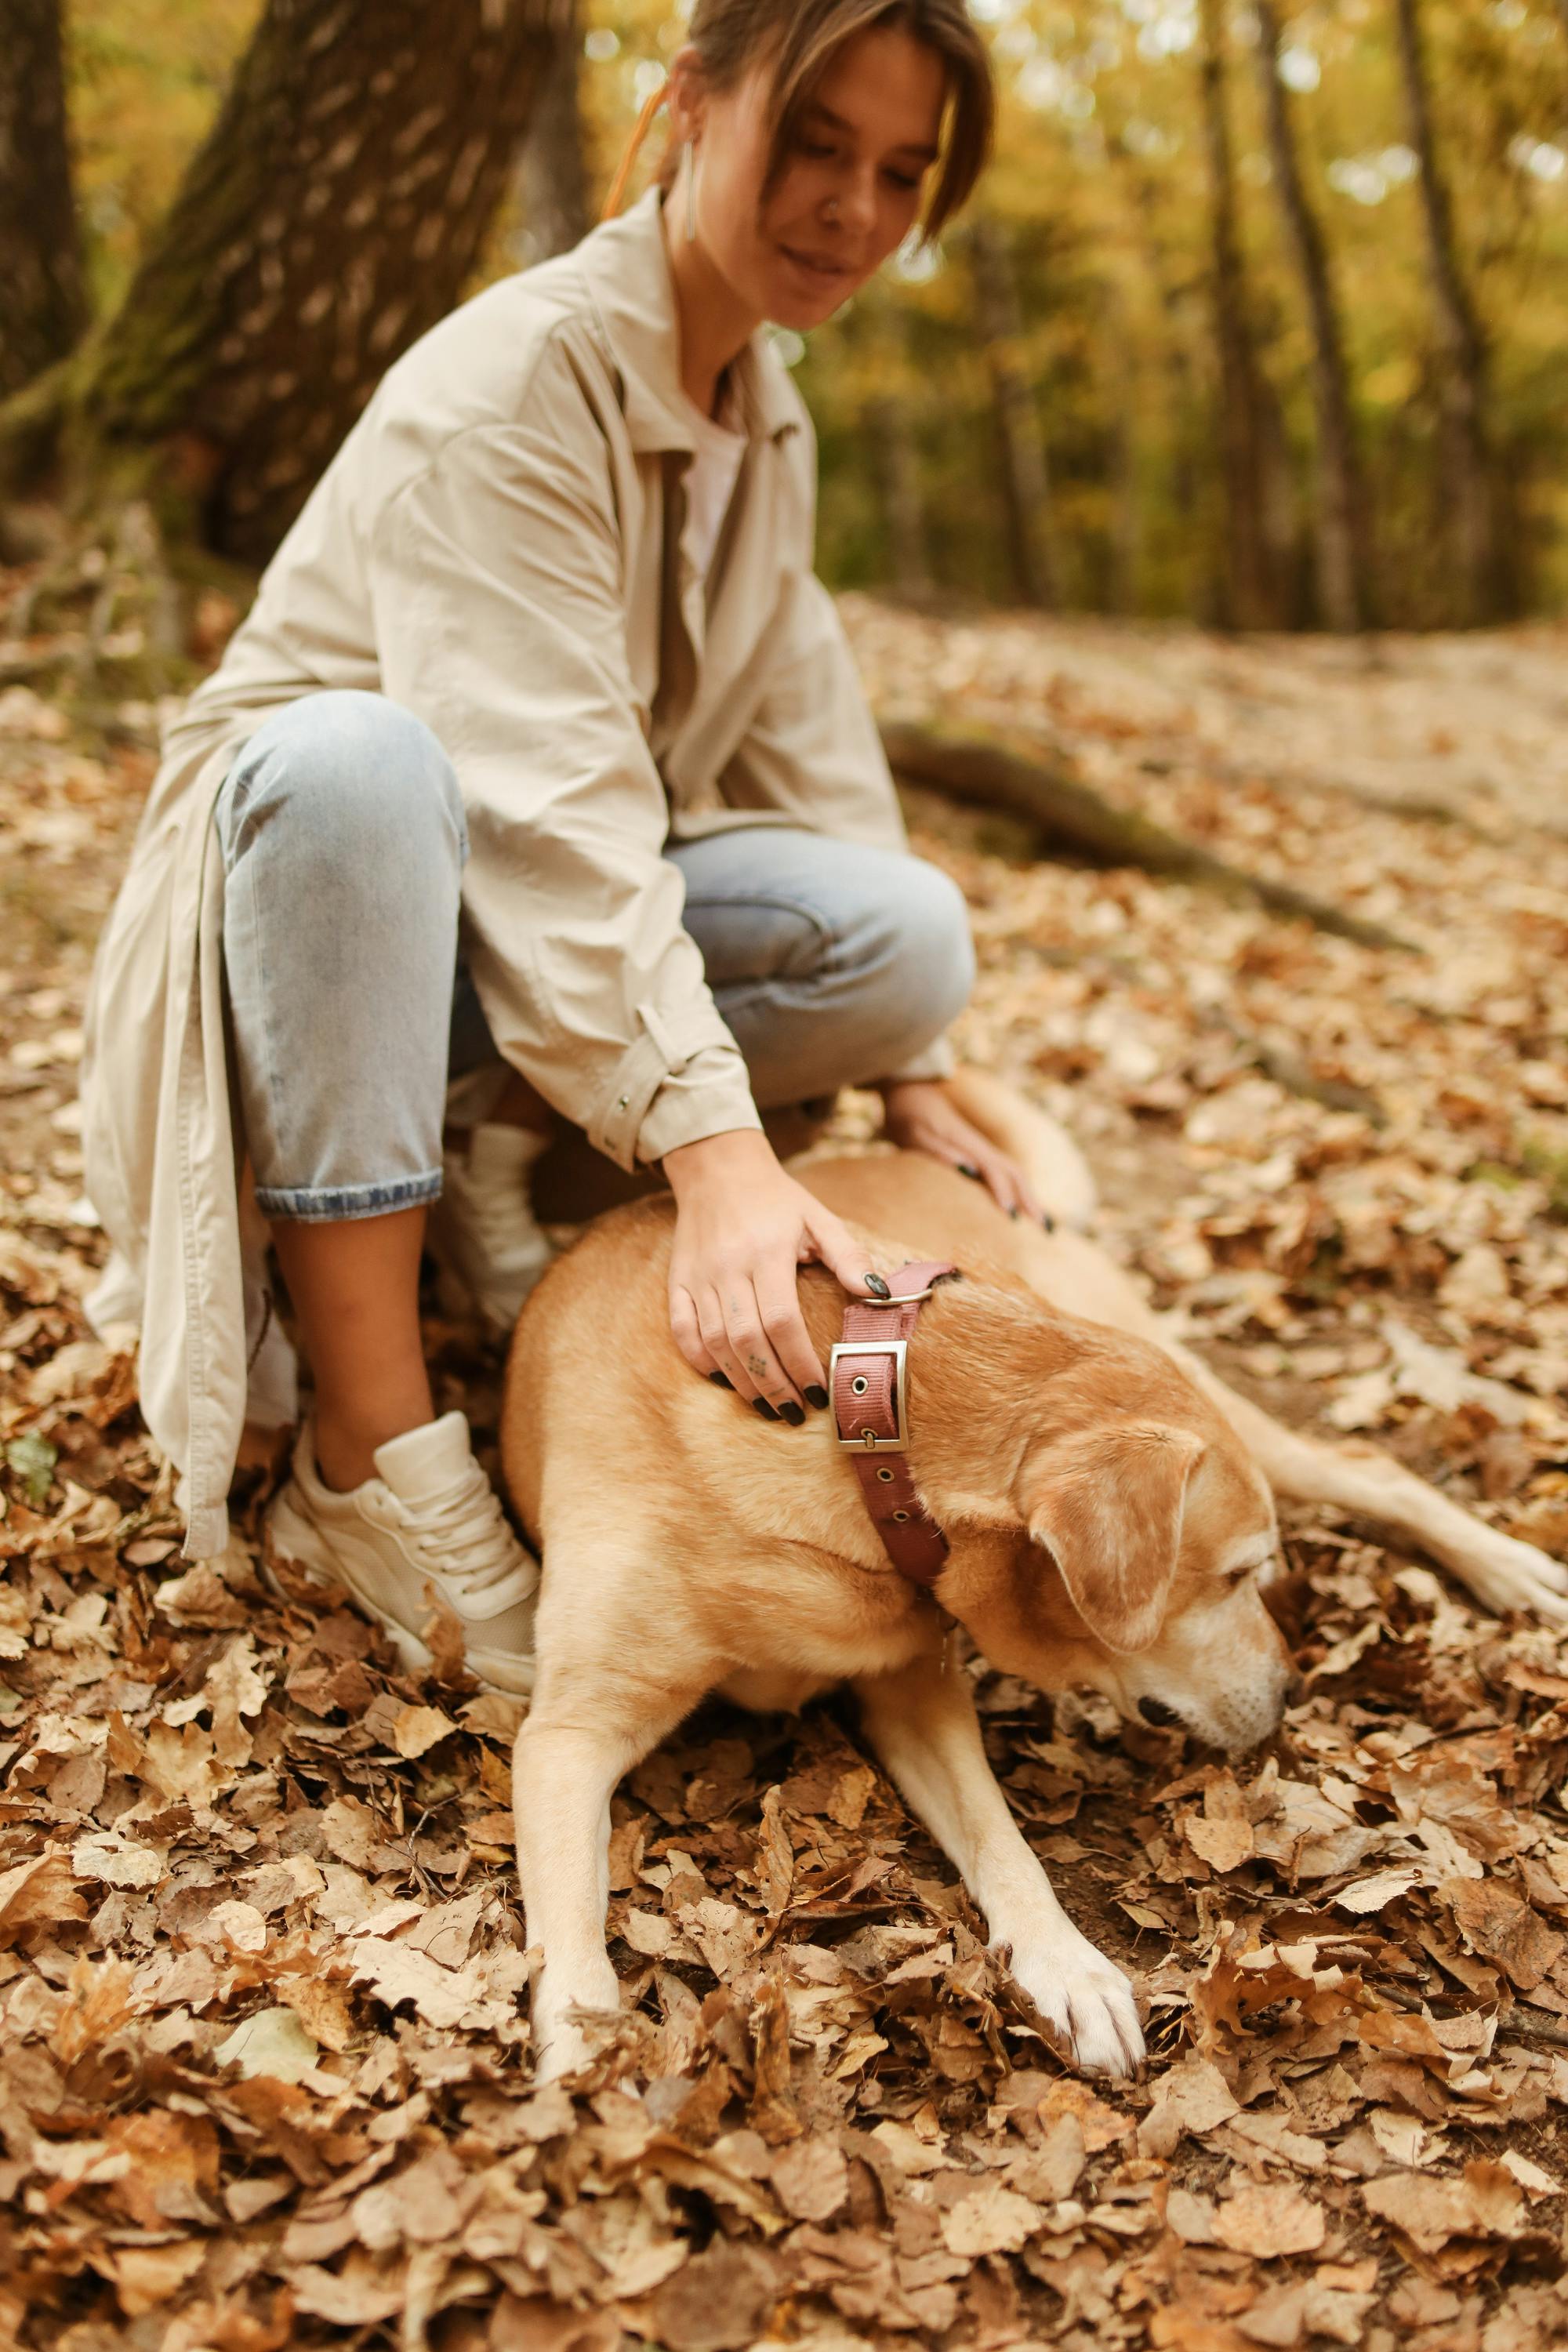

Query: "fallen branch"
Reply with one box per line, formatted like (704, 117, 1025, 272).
(1496, 2005, 1568, 2053)
(1214, 1014, 1387, 1127)
(879, 717, 1417, 952)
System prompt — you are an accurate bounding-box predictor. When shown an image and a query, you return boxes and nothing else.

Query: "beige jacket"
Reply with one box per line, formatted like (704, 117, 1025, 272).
(81, 185, 949, 1561)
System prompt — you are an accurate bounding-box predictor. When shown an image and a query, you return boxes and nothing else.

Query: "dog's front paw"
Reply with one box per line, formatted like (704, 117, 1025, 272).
(531, 1972, 622, 2083)
(1464, 1529, 1568, 1624)
(1007, 1926, 1145, 2078)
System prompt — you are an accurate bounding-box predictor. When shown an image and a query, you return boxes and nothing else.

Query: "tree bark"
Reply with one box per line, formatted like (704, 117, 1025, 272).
(2, 0, 568, 563)
(967, 216, 1059, 609)
(1252, 0, 1374, 632)
(0, 0, 87, 401)
(1392, 0, 1509, 623)
(511, 0, 590, 267)
(1197, 0, 1282, 629)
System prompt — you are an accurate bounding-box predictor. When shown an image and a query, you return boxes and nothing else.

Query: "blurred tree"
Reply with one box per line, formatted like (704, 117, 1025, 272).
(513, 0, 590, 266)
(841, 281, 935, 600)
(1196, 0, 1287, 629)
(1252, 0, 1374, 632)
(802, 260, 948, 596)
(1102, 118, 1213, 625)
(1, 0, 571, 561)
(1392, 0, 1510, 623)
(866, 380, 935, 601)
(0, 0, 87, 400)
(968, 214, 1059, 608)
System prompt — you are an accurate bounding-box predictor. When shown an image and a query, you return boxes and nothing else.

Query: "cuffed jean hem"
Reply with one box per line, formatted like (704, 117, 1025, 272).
(253, 1170, 444, 1224)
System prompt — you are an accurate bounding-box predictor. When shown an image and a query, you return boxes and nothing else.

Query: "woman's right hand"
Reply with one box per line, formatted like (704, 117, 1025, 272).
(664, 1128, 886, 1421)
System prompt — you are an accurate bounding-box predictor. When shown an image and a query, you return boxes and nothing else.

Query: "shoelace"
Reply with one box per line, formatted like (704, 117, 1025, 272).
(401, 1461, 532, 1599)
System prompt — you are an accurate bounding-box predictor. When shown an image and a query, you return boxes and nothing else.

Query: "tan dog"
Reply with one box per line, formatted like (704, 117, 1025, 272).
(500, 1075, 1568, 2085)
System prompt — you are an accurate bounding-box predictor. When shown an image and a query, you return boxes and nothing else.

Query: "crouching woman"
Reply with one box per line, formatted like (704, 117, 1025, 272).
(80, 0, 1034, 1688)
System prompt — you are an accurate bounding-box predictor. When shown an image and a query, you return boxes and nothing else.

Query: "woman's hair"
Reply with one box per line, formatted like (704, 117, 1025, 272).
(601, 1, 994, 245)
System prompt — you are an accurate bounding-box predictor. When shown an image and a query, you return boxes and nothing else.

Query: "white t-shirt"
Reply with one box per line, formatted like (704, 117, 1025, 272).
(680, 373, 747, 580)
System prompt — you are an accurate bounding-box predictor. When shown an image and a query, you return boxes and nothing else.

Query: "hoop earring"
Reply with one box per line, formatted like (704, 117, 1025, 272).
(684, 140, 699, 244)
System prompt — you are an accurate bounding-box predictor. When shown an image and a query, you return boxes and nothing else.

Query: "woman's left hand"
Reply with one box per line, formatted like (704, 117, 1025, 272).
(878, 1080, 1046, 1222)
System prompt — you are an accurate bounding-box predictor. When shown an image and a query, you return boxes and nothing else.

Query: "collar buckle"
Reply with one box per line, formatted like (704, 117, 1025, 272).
(829, 1338, 908, 1450)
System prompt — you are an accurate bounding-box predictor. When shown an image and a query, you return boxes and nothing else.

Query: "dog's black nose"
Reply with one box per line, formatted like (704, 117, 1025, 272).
(1138, 1697, 1183, 1729)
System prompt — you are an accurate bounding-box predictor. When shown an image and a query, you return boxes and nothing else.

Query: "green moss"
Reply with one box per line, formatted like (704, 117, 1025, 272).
(1520, 1138, 1568, 1222)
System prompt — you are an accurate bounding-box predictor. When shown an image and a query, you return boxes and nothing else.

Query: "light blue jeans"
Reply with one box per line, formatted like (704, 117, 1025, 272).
(215, 690, 975, 1221)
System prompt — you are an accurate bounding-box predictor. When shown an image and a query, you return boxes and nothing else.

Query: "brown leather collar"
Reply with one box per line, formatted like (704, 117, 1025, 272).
(831, 1260, 958, 1585)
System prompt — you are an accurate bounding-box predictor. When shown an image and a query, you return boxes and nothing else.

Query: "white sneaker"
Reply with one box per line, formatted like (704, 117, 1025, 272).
(427, 1124, 554, 1341)
(264, 1410, 539, 1695)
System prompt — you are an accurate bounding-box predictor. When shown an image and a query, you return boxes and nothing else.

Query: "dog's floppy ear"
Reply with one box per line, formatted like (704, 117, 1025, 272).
(1025, 1422, 1206, 1653)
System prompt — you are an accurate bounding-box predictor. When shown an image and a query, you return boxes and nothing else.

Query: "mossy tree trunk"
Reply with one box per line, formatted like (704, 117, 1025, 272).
(0, 0, 86, 401)
(2, 0, 570, 565)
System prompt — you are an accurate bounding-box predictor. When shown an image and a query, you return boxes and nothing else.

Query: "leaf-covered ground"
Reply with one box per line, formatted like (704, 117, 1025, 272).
(3, 575, 1568, 2350)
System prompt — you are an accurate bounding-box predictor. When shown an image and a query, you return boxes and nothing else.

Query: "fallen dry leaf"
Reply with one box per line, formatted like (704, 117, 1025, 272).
(940, 2180, 1043, 2256)
(1211, 2181, 1327, 2258)
(390, 1701, 458, 1759)
(1362, 2159, 1527, 2256)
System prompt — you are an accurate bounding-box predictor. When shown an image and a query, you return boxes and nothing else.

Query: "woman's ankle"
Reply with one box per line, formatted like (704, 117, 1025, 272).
(311, 1402, 431, 1493)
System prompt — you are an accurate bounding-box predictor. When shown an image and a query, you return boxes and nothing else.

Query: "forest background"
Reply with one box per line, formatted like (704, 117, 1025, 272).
(9, 0, 1568, 637)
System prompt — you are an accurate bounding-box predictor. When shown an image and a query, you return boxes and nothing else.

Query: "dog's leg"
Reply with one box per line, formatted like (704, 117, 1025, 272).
(854, 1650, 1144, 2076)
(1176, 1373, 1568, 1622)
(514, 1676, 702, 2082)
(942, 1067, 1099, 1230)
(1007, 1225, 1568, 1622)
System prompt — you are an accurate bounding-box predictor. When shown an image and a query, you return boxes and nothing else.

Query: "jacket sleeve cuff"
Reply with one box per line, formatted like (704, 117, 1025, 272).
(636, 1051, 764, 1165)
(586, 999, 758, 1171)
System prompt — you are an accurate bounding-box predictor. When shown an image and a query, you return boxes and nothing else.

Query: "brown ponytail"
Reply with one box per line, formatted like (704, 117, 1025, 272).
(601, 76, 673, 223)
(600, 2, 993, 245)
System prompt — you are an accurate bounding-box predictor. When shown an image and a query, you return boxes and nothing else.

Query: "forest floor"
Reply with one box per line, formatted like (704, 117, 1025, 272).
(3, 575, 1568, 2352)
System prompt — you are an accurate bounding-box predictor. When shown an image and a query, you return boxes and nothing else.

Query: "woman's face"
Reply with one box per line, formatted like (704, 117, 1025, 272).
(677, 25, 949, 328)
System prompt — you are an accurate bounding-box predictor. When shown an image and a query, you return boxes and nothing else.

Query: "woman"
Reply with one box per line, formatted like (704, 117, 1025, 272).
(81, 0, 1038, 1693)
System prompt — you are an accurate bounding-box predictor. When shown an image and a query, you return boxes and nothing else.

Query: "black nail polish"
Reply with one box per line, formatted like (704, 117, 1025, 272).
(779, 1401, 805, 1426)
(708, 1370, 733, 1390)
(958, 1161, 982, 1180)
(865, 1272, 891, 1299)
(753, 1396, 779, 1421)
(1009, 1207, 1021, 1220)
(804, 1384, 829, 1410)
(1041, 1213, 1056, 1232)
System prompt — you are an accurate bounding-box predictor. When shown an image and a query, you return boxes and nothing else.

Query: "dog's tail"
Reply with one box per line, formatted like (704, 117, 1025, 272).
(942, 1066, 1098, 1230)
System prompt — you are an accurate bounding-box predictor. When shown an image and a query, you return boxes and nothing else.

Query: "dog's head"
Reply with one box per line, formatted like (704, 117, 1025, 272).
(953, 1402, 1297, 1753)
